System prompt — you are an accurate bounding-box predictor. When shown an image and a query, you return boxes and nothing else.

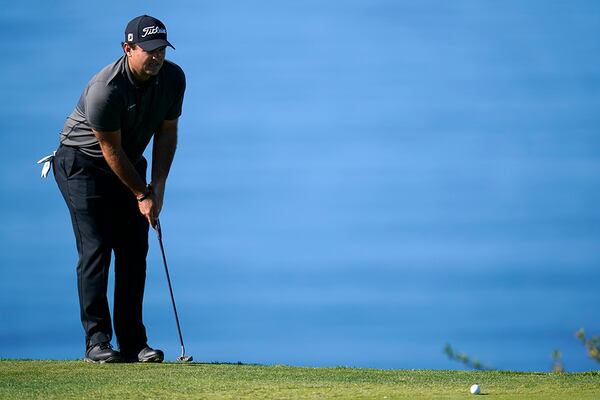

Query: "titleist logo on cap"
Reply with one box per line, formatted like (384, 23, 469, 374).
(141, 26, 167, 38)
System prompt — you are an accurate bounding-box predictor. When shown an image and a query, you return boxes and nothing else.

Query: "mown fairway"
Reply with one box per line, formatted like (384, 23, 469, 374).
(0, 360, 599, 399)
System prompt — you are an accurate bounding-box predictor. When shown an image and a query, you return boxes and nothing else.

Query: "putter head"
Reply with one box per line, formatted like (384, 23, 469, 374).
(177, 355, 193, 363)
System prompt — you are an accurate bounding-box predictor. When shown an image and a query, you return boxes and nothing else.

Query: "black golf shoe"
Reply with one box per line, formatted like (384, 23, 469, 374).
(137, 346, 164, 363)
(84, 342, 122, 363)
(121, 345, 165, 363)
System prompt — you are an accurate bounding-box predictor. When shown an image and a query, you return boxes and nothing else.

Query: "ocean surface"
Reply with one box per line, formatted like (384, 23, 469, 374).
(1, 0, 600, 371)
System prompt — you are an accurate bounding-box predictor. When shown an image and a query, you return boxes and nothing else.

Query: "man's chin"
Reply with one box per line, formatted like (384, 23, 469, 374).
(144, 66, 162, 76)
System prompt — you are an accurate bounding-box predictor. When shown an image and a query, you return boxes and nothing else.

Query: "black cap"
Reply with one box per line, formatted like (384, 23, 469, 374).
(124, 15, 175, 51)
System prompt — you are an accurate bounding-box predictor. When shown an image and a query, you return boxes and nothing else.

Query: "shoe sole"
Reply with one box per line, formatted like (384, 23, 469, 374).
(84, 356, 122, 364)
(139, 354, 164, 363)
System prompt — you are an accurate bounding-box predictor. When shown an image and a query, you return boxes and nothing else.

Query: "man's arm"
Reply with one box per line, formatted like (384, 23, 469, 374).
(93, 128, 159, 226)
(151, 118, 178, 213)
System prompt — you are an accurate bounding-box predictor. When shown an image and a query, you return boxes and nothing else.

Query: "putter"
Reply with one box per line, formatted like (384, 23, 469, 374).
(154, 218, 193, 362)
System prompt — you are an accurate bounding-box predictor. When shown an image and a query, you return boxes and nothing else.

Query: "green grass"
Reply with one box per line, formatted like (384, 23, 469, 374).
(0, 360, 599, 399)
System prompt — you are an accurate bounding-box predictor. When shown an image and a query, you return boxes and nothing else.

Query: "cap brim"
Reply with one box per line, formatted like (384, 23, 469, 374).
(138, 39, 175, 51)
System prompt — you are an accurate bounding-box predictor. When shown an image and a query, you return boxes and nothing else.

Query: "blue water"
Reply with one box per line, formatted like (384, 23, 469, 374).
(2, 0, 600, 371)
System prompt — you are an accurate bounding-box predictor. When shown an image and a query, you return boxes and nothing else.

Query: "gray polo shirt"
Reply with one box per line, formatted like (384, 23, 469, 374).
(60, 55, 185, 163)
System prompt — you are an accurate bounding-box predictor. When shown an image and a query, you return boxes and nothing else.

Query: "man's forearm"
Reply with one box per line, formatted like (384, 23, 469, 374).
(100, 143, 147, 197)
(93, 128, 158, 226)
(151, 128, 177, 185)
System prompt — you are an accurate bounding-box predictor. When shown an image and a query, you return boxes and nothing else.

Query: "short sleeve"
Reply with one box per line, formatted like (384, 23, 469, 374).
(85, 82, 122, 131)
(164, 69, 186, 120)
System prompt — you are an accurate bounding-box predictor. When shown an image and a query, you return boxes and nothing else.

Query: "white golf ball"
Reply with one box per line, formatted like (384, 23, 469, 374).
(470, 384, 481, 395)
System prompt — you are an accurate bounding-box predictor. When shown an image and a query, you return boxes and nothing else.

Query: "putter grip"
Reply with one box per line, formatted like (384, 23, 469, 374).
(155, 218, 162, 239)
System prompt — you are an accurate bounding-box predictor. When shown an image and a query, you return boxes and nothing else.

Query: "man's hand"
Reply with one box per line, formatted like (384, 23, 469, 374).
(151, 180, 165, 214)
(138, 193, 159, 228)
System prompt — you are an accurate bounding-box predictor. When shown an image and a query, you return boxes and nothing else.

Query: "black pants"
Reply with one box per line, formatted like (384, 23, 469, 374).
(54, 145, 149, 353)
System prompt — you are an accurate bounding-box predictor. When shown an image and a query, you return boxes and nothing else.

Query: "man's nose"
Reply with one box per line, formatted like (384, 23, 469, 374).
(151, 50, 164, 59)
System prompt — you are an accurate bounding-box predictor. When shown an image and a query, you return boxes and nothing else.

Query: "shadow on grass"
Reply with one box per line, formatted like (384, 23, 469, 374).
(163, 361, 266, 367)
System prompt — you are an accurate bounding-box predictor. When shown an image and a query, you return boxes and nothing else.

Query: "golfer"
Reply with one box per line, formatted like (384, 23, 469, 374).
(52, 15, 185, 363)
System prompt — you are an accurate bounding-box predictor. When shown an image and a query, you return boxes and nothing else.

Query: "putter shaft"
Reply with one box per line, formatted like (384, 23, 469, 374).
(155, 219, 190, 361)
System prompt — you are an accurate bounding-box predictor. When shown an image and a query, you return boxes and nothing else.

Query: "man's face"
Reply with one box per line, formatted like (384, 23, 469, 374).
(125, 44, 166, 81)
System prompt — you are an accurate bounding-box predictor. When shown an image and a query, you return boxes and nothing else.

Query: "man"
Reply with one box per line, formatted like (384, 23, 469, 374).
(52, 15, 186, 363)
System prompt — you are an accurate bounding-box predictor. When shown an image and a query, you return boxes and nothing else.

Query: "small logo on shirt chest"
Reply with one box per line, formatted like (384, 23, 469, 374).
(127, 104, 137, 111)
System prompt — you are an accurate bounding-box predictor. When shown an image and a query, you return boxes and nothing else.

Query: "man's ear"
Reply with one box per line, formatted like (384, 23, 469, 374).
(123, 42, 132, 56)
